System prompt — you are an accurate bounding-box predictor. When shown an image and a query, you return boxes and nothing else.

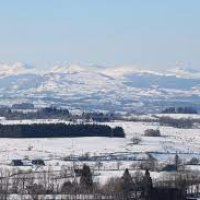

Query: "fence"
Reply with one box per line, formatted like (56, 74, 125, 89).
(1, 193, 132, 200)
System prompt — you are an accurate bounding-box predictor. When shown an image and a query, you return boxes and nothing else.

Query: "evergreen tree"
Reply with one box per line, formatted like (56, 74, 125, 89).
(121, 168, 133, 193)
(80, 164, 93, 190)
(142, 169, 153, 200)
(175, 154, 181, 171)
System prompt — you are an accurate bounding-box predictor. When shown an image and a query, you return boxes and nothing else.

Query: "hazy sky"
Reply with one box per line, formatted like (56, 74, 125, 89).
(0, 0, 199, 69)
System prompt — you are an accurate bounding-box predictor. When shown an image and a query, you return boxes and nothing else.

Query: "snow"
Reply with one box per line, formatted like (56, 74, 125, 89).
(0, 119, 199, 164)
(0, 63, 200, 112)
(0, 62, 36, 78)
(0, 118, 199, 186)
(102, 65, 166, 79)
(0, 119, 70, 125)
(155, 113, 200, 119)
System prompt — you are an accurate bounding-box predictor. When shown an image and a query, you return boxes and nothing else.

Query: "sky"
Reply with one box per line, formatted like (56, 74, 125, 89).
(0, 0, 199, 69)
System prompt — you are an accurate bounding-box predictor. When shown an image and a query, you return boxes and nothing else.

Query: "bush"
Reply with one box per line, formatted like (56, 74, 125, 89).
(130, 137, 142, 145)
(112, 126, 125, 137)
(187, 157, 199, 165)
(144, 129, 161, 137)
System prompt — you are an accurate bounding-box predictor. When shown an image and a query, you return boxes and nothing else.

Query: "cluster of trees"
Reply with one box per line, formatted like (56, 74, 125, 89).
(82, 112, 114, 122)
(144, 129, 161, 137)
(0, 123, 125, 138)
(55, 165, 147, 198)
(162, 107, 198, 114)
(0, 106, 70, 120)
(0, 163, 195, 199)
(159, 117, 194, 128)
(0, 106, 118, 122)
(38, 107, 70, 117)
(77, 166, 187, 200)
(0, 165, 139, 199)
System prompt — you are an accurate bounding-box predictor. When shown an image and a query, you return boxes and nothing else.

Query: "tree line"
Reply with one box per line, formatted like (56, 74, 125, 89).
(0, 106, 70, 120)
(159, 116, 194, 128)
(0, 123, 125, 138)
(162, 106, 198, 114)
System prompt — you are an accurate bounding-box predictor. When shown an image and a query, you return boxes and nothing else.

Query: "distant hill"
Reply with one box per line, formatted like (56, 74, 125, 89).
(0, 63, 200, 112)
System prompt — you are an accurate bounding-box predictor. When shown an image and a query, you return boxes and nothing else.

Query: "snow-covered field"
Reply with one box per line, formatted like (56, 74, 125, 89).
(0, 116, 199, 186)
(0, 118, 199, 164)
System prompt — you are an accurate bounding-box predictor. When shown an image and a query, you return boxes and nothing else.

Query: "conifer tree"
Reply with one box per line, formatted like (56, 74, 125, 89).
(121, 168, 133, 198)
(80, 164, 93, 190)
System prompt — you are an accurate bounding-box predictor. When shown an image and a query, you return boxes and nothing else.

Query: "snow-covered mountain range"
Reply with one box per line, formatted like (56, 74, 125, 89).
(0, 63, 200, 112)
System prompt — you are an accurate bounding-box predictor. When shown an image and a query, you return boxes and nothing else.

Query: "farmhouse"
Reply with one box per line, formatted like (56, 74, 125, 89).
(11, 159, 23, 166)
(32, 159, 45, 166)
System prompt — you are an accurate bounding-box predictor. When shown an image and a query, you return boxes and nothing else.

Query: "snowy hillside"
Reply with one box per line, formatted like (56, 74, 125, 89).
(0, 63, 200, 112)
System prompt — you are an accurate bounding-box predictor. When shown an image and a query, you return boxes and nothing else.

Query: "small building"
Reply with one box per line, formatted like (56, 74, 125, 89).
(162, 164, 177, 172)
(11, 159, 24, 166)
(32, 159, 45, 166)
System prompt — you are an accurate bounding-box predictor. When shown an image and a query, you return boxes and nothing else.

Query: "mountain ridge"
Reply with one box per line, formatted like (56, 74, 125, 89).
(0, 63, 199, 112)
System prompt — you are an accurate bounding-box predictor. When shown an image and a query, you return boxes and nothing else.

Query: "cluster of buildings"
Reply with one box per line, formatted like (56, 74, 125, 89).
(11, 159, 45, 166)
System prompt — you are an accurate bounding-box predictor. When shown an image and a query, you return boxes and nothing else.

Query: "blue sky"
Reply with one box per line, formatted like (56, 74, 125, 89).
(0, 0, 199, 69)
